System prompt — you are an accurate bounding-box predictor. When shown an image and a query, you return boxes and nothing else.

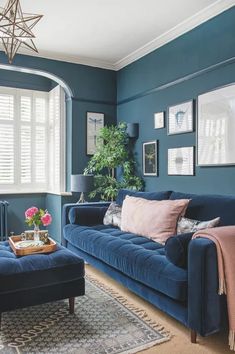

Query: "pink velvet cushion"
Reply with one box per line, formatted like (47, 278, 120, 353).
(121, 196, 190, 244)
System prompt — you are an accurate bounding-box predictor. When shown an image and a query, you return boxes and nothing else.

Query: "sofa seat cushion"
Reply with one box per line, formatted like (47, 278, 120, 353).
(0, 241, 84, 293)
(64, 224, 187, 302)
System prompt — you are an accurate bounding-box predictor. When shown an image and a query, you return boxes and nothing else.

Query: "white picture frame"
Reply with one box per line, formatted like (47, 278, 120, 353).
(197, 84, 235, 166)
(168, 100, 193, 135)
(86, 112, 104, 155)
(154, 112, 165, 129)
(168, 147, 194, 176)
(143, 141, 158, 176)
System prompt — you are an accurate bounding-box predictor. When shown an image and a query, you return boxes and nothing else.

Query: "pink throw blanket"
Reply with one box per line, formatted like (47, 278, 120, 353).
(193, 226, 235, 350)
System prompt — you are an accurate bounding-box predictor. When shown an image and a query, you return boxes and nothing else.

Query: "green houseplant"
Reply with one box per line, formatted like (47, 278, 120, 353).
(84, 122, 143, 201)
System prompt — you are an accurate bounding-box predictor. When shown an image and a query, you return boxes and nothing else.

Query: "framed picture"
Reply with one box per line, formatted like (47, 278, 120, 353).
(86, 112, 104, 155)
(168, 100, 193, 135)
(197, 84, 235, 166)
(168, 147, 194, 176)
(154, 112, 165, 129)
(143, 141, 158, 176)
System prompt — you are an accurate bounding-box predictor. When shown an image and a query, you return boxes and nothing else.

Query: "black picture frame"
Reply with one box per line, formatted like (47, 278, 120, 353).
(142, 140, 158, 176)
(168, 146, 195, 176)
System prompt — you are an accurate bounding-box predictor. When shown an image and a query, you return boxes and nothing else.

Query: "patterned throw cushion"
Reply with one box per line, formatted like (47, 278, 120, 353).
(121, 196, 190, 244)
(177, 216, 220, 234)
(103, 202, 122, 228)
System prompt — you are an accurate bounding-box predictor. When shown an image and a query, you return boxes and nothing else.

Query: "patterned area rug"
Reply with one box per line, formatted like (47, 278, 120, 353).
(0, 276, 171, 354)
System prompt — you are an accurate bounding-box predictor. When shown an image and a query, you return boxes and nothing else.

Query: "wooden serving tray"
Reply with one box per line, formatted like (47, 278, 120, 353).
(9, 235, 57, 256)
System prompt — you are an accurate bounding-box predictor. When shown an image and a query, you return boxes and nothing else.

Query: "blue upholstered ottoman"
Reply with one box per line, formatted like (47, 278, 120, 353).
(0, 241, 85, 327)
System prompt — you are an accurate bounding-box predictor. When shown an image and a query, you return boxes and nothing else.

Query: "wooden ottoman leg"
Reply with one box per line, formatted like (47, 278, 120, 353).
(69, 297, 75, 314)
(191, 329, 197, 343)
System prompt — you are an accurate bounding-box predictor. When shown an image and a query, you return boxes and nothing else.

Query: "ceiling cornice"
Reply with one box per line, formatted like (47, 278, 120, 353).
(19, 49, 116, 71)
(0, 47, 116, 71)
(114, 0, 235, 70)
(0, 0, 234, 71)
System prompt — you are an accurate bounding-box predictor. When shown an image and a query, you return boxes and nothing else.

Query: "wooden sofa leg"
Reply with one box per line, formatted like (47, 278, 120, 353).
(69, 297, 75, 314)
(191, 329, 197, 343)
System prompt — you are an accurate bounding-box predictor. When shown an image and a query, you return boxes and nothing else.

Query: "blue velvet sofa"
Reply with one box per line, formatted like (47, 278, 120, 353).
(62, 189, 235, 342)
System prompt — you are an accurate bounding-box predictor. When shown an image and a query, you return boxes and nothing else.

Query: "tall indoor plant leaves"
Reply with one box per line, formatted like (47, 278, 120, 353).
(84, 122, 143, 201)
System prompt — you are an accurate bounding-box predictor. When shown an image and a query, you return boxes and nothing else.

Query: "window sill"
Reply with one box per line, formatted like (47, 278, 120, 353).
(46, 191, 72, 196)
(0, 191, 72, 196)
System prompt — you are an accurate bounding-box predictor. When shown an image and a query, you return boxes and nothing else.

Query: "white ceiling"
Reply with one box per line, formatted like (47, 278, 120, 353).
(0, 0, 234, 70)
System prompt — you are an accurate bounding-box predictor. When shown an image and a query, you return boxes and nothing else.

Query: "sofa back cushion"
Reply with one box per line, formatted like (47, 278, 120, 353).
(170, 191, 235, 226)
(121, 196, 190, 244)
(116, 189, 172, 206)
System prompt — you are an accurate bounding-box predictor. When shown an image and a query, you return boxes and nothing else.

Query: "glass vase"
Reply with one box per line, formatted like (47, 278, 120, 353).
(33, 224, 40, 242)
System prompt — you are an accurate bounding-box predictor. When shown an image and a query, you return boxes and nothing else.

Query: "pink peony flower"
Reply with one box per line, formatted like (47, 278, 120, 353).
(41, 213, 52, 226)
(25, 207, 39, 219)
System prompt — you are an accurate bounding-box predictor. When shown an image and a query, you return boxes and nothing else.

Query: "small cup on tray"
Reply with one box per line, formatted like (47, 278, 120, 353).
(39, 230, 50, 244)
(21, 230, 34, 240)
(21, 230, 50, 244)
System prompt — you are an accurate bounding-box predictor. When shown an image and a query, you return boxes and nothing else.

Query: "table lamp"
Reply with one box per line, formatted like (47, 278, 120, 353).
(126, 123, 139, 139)
(71, 174, 94, 203)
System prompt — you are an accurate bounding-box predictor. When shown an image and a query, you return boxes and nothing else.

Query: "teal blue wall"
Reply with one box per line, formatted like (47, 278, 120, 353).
(0, 69, 53, 91)
(117, 7, 235, 195)
(0, 194, 46, 236)
(0, 53, 117, 239)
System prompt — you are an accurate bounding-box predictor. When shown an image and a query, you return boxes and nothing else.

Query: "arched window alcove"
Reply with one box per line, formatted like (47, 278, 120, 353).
(0, 63, 73, 194)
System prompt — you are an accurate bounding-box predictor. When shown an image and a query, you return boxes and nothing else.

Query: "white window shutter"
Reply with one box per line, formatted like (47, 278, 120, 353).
(0, 94, 14, 121)
(20, 125, 31, 183)
(48, 85, 65, 193)
(35, 97, 46, 123)
(20, 95, 32, 184)
(0, 92, 14, 185)
(20, 96, 31, 122)
(0, 124, 14, 184)
(0, 86, 65, 193)
(35, 126, 46, 183)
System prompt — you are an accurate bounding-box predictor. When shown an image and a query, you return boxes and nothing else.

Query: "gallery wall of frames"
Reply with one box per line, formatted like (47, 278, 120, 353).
(142, 84, 235, 178)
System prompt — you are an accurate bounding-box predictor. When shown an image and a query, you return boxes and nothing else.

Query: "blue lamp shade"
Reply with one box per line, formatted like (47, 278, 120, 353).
(126, 123, 139, 139)
(71, 174, 94, 193)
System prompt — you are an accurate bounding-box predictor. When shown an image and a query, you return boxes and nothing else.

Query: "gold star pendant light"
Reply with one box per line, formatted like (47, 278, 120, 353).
(0, 0, 43, 63)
